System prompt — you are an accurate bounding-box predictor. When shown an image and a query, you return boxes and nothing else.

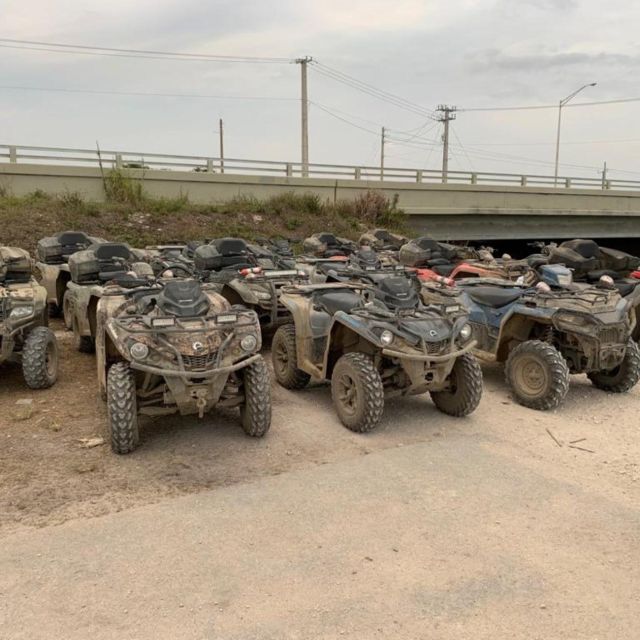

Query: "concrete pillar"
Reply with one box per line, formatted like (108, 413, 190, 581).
(9, 146, 17, 163)
(520, 176, 527, 187)
(565, 178, 572, 188)
(286, 163, 293, 177)
(115, 154, 123, 169)
(471, 173, 478, 185)
(355, 167, 362, 180)
(206, 158, 214, 172)
(416, 170, 423, 183)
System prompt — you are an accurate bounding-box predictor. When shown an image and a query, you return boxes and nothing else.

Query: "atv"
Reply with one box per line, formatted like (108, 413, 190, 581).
(66, 243, 154, 353)
(35, 231, 106, 326)
(458, 272, 640, 410)
(96, 277, 271, 453)
(271, 280, 482, 432)
(0, 246, 58, 389)
(359, 229, 408, 252)
(302, 232, 356, 258)
(194, 238, 308, 330)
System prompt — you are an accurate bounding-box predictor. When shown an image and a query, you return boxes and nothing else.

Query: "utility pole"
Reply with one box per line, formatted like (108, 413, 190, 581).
(436, 105, 456, 183)
(219, 118, 224, 174)
(296, 56, 312, 177)
(380, 126, 385, 181)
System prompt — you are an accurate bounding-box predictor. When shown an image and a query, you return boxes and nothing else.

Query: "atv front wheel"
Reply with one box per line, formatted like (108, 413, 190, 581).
(62, 291, 73, 331)
(239, 356, 272, 437)
(22, 327, 58, 389)
(588, 339, 640, 393)
(271, 324, 311, 390)
(331, 353, 384, 433)
(505, 340, 569, 411)
(107, 362, 139, 454)
(431, 353, 483, 417)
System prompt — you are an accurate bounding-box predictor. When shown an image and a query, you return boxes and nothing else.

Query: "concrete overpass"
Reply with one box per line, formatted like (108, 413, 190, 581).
(2, 144, 640, 241)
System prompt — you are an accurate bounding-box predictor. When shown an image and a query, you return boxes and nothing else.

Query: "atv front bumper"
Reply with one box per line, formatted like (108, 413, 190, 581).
(127, 354, 261, 378)
(382, 340, 476, 362)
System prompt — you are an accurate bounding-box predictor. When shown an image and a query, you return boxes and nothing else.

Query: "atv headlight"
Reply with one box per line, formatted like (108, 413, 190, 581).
(10, 305, 34, 319)
(129, 342, 149, 360)
(459, 323, 472, 341)
(380, 329, 394, 346)
(240, 335, 258, 352)
(152, 317, 176, 328)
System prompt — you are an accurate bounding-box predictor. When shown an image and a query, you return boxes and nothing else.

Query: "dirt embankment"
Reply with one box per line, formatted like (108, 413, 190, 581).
(0, 189, 405, 253)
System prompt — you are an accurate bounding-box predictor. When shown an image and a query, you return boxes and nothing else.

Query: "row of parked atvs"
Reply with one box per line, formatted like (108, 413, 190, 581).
(1, 228, 639, 453)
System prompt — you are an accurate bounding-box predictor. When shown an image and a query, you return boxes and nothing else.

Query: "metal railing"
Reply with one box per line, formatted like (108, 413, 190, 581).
(1, 143, 638, 191)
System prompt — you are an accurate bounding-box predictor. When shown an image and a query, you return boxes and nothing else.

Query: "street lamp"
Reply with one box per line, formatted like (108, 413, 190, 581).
(554, 82, 597, 185)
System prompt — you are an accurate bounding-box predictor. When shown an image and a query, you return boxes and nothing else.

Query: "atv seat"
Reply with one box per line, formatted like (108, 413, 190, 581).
(465, 286, 523, 308)
(431, 264, 456, 277)
(527, 255, 549, 268)
(95, 243, 131, 262)
(314, 291, 361, 315)
(212, 238, 253, 269)
(585, 269, 620, 283)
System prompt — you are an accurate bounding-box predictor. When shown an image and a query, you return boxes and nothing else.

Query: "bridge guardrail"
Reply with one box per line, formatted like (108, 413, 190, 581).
(1, 143, 636, 191)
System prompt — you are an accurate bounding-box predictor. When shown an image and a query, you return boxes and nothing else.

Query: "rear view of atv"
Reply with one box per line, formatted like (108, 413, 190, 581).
(0, 247, 58, 389)
(302, 232, 356, 258)
(66, 243, 154, 353)
(35, 231, 106, 324)
(195, 238, 308, 330)
(96, 278, 271, 453)
(459, 276, 640, 410)
(272, 281, 482, 432)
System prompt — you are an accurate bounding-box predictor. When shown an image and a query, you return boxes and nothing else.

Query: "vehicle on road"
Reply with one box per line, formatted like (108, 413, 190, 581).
(0, 246, 58, 389)
(96, 277, 271, 453)
(272, 281, 482, 432)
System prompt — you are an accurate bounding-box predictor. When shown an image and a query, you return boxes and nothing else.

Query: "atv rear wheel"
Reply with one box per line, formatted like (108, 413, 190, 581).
(107, 362, 139, 454)
(62, 291, 73, 331)
(505, 340, 569, 411)
(331, 353, 384, 433)
(72, 317, 95, 353)
(431, 353, 483, 417)
(588, 339, 640, 393)
(271, 324, 311, 390)
(239, 356, 272, 437)
(22, 327, 58, 389)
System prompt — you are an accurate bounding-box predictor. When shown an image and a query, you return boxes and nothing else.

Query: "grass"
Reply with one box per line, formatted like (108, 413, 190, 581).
(0, 186, 407, 254)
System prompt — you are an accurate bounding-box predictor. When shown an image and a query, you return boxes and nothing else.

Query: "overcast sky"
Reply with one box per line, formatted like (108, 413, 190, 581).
(2, 0, 639, 180)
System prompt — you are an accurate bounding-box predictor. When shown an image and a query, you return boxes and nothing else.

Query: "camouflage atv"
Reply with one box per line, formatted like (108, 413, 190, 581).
(194, 238, 308, 330)
(359, 229, 408, 251)
(96, 277, 271, 453)
(459, 273, 640, 410)
(35, 231, 106, 326)
(272, 281, 482, 432)
(66, 243, 154, 353)
(0, 247, 58, 389)
(302, 232, 356, 258)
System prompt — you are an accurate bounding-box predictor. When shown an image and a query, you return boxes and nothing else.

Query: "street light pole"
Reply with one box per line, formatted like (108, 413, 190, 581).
(553, 82, 596, 186)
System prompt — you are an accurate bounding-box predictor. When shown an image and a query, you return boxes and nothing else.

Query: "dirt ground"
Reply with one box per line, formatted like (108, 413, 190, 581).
(1, 319, 639, 539)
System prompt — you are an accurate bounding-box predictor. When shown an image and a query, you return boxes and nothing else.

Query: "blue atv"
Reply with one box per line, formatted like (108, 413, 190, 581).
(458, 266, 640, 410)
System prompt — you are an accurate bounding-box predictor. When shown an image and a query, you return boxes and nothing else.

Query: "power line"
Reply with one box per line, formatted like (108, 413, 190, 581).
(458, 96, 640, 112)
(309, 63, 436, 119)
(0, 84, 297, 101)
(310, 101, 380, 135)
(0, 38, 292, 63)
